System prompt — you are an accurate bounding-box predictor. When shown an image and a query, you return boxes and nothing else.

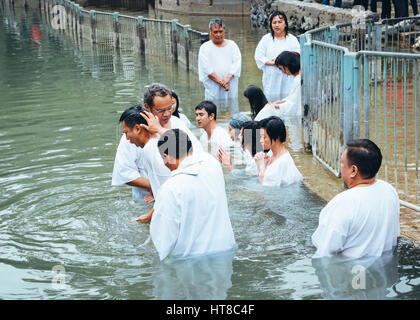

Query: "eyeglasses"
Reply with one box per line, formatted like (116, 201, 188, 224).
(154, 103, 175, 114)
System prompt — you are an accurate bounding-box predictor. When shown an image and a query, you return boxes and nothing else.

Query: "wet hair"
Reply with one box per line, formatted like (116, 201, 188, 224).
(157, 129, 193, 160)
(345, 139, 382, 179)
(259, 116, 286, 143)
(241, 121, 262, 157)
(269, 10, 289, 40)
(171, 90, 180, 118)
(275, 51, 301, 75)
(119, 105, 147, 128)
(195, 100, 217, 120)
(243, 85, 269, 120)
(209, 17, 225, 30)
(143, 83, 172, 109)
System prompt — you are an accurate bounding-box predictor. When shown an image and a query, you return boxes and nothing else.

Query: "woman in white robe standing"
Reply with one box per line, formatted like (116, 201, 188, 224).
(254, 11, 300, 102)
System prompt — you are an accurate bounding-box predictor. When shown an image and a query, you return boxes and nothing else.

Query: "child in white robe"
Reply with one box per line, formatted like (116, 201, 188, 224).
(254, 116, 302, 187)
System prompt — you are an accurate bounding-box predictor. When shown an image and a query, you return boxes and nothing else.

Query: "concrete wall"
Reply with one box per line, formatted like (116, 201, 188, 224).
(155, 0, 251, 16)
(253, 0, 377, 33)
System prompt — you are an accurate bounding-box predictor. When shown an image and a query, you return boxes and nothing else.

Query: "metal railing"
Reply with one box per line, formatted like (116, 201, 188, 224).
(34, 0, 209, 72)
(301, 16, 420, 211)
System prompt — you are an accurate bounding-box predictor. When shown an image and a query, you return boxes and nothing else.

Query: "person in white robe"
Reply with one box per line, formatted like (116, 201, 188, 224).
(112, 86, 201, 203)
(254, 116, 302, 187)
(112, 134, 150, 201)
(198, 18, 241, 114)
(255, 51, 302, 121)
(150, 129, 236, 260)
(312, 139, 400, 259)
(119, 84, 202, 223)
(195, 100, 233, 156)
(217, 116, 261, 176)
(171, 90, 194, 129)
(254, 11, 300, 102)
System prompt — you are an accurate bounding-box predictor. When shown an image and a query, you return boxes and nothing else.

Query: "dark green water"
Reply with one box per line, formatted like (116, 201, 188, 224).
(0, 2, 419, 300)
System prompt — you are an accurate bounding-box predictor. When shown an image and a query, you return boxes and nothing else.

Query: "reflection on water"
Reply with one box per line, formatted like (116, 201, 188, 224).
(0, 2, 419, 300)
(312, 251, 400, 300)
(152, 250, 235, 300)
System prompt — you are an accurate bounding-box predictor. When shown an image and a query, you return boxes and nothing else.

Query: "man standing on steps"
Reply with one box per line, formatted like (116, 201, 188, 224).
(198, 17, 242, 114)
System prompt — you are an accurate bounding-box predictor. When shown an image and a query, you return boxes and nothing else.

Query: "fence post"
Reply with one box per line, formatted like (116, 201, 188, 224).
(90, 10, 96, 44)
(353, 55, 361, 139)
(76, 4, 83, 41)
(136, 16, 145, 56)
(342, 52, 359, 145)
(329, 26, 339, 45)
(184, 24, 191, 70)
(301, 34, 312, 153)
(77, 4, 83, 41)
(113, 12, 120, 49)
(70, 2, 75, 39)
(363, 54, 370, 139)
(171, 19, 179, 62)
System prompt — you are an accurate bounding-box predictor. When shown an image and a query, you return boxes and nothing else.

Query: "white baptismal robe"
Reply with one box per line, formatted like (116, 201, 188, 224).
(178, 113, 194, 129)
(141, 137, 171, 197)
(141, 117, 202, 198)
(112, 135, 149, 200)
(254, 33, 300, 102)
(262, 151, 303, 187)
(198, 40, 241, 111)
(111, 116, 201, 200)
(150, 152, 236, 260)
(170, 116, 202, 153)
(254, 75, 302, 121)
(312, 179, 400, 259)
(200, 126, 233, 156)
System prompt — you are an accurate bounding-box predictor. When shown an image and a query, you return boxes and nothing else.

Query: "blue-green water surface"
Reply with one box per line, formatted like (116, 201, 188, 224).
(0, 4, 419, 300)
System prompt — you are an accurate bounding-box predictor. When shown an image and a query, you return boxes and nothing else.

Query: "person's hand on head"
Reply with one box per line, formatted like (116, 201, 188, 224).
(140, 111, 166, 135)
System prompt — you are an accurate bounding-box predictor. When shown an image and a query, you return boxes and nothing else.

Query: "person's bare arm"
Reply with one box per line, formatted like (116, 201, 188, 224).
(131, 208, 154, 224)
(127, 177, 151, 191)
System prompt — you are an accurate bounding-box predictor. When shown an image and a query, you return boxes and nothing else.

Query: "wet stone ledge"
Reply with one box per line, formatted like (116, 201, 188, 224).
(252, 0, 378, 32)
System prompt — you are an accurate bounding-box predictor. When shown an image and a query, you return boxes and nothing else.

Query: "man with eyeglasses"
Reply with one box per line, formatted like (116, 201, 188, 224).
(112, 84, 200, 220)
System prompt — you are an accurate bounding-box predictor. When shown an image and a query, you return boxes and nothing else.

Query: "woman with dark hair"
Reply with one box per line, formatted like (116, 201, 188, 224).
(171, 91, 194, 128)
(254, 11, 300, 102)
(243, 85, 273, 120)
(217, 120, 261, 175)
(254, 51, 302, 120)
(254, 116, 302, 186)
